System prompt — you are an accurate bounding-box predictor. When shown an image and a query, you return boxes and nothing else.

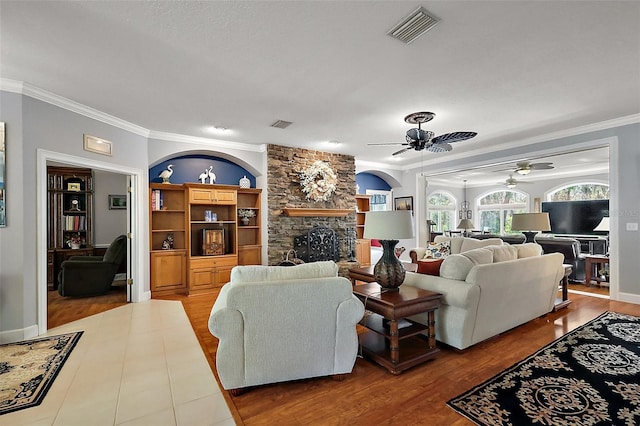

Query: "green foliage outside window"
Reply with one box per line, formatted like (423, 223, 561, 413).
(427, 192, 455, 232)
(549, 184, 609, 201)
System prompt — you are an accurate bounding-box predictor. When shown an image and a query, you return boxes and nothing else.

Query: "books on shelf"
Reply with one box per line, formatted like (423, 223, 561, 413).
(151, 189, 164, 211)
(63, 215, 86, 230)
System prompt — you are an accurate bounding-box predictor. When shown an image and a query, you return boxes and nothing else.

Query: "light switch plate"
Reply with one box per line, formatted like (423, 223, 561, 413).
(626, 222, 638, 231)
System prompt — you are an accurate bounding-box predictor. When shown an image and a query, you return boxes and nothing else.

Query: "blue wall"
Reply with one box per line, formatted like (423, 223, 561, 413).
(150, 155, 256, 187)
(356, 172, 391, 193)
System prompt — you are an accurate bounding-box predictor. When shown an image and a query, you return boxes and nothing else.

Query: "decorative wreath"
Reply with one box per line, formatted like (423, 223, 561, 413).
(298, 160, 338, 202)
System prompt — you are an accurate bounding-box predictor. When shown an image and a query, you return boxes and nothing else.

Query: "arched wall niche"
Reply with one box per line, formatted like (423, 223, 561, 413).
(356, 169, 400, 191)
(149, 151, 259, 187)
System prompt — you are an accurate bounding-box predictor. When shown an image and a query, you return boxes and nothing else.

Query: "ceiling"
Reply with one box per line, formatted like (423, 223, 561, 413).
(1, 1, 638, 170)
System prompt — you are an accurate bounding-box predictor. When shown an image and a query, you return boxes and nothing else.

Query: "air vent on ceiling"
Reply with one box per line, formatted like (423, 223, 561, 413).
(270, 120, 293, 129)
(387, 6, 440, 44)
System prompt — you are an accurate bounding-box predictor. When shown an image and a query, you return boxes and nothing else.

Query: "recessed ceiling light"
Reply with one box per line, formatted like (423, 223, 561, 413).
(206, 126, 232, 135)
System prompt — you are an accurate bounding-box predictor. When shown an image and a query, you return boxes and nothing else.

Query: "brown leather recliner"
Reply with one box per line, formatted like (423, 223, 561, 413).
(58, 235, 127, 297)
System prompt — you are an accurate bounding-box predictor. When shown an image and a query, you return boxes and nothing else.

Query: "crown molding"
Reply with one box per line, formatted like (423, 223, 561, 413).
(1, 78, 150, 137)
(400, 113, 640, 171)
(148, 130, 266, 153)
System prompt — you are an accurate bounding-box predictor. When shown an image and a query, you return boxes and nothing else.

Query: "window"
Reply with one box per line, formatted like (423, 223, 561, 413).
(478, 191, 528, 234)
(366, 190, 392, 211)
(547, 183, 609, 201)
(427, 192, 456, 232)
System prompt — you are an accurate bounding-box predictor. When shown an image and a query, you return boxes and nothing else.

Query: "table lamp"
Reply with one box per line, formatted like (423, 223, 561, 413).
(457, 219, 475, 237)
(594, 216, 609, 255)
(364, 210, 414, 290)
(511, 212, 551, 243)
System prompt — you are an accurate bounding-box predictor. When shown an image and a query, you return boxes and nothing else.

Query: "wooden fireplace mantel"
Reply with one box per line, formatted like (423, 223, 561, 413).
(280, 208, 354, 217)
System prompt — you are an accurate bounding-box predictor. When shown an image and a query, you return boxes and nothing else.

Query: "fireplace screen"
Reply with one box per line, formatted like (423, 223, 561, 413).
(294, 226, 339, 263)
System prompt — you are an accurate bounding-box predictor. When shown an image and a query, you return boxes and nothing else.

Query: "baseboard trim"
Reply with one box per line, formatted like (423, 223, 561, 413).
(0, 324, 39, 344)
(615, 292, 640, 305)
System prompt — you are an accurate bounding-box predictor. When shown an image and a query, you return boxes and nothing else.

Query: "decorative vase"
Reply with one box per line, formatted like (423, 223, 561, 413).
(239, 175, 250, 188)
(241, 217, 250, 226)
(373, 240, 406, 290)
(71, 243, 81, 249)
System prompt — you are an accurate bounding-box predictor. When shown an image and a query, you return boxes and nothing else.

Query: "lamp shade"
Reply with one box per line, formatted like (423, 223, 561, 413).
(364, 210, 414, 240)
(594, 216, 609, 232)
(457, 219, 475, 230)
(511, 213, 551, 231)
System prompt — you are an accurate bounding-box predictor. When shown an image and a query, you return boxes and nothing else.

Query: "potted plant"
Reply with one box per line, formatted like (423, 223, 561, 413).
(237, 209, 256, 225)
(67, 233, 82, 249)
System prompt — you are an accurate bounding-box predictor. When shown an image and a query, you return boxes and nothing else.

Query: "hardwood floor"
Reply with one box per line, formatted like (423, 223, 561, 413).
(174, 291, 640, 426)
(47, 282, 128, 329)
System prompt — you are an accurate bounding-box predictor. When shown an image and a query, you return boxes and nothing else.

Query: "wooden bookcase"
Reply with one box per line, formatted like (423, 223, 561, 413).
(356, 194, 372, 266)
(237, 188, 262, 265)
(47, 166, 94, 289)
(149, 183, 187, 295)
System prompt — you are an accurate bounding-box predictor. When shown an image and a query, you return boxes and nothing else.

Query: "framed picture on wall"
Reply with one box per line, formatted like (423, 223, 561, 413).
(109, 194, 127, 210)
(394, 196, 413, 211)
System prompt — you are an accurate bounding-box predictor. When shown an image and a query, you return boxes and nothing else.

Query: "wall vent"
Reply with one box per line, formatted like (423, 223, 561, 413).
(270, 120, 293, 129)
(387, 6, 440, 44)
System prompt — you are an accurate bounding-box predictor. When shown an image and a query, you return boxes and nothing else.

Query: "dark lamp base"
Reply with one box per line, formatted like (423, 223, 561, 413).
(373, 240, 406, 290)
(522, 231, 538, 243)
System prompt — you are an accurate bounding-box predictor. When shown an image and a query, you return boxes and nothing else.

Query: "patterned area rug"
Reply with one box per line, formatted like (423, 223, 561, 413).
(0, 332, 83, 415)
(448, 311, 640, 425)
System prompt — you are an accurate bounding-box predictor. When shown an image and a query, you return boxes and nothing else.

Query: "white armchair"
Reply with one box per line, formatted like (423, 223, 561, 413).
(208, 262, 364, 394)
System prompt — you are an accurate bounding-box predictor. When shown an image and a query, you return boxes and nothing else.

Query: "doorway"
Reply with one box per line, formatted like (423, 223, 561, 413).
(36, 149, 147, 334)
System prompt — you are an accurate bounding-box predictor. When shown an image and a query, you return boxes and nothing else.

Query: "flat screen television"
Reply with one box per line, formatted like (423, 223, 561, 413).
(541, 199, 609, 236)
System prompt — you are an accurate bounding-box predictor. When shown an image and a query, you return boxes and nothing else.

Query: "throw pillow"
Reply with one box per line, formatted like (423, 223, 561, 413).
(370, 239, 382, 247)
(417, 259, 444, 276)
(422, 241, 451, 260)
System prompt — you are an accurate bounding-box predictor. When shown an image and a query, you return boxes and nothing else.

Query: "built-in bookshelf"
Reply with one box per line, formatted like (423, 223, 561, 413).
(149, 183, 187, 294)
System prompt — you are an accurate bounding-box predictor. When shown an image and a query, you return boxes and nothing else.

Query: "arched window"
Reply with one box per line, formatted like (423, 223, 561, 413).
(547, 183, 609, 201)
(427, 192, 457, 232)
(478, 190, 528, 234)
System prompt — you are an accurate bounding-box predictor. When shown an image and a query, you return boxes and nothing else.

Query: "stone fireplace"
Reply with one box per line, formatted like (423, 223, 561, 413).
(267, 144, 357, 273)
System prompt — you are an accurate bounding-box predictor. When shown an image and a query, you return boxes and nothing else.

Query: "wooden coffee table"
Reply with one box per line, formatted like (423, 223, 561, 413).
(352, 282, 441, 375)
(349, 263, 418, 285)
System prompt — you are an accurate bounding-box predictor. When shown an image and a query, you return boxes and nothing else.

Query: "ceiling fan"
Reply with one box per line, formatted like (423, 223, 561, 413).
(502, 175, 532, 188)
(499, 161, 555, 175)
(368, 112, 477, 156)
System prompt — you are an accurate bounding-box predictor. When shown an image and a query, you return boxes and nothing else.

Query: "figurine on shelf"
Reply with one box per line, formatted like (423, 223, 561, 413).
(208, 166, 216, 184)
(198, 167, 210, 184)
(162, 233, 174, 250)
(159, 164, 174, 184)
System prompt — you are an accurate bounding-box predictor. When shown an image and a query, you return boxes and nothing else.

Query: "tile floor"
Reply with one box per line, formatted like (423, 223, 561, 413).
(3, 300, 235, 426)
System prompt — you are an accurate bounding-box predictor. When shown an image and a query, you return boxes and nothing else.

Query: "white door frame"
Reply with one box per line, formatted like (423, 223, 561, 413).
(36, 149, 148, 334)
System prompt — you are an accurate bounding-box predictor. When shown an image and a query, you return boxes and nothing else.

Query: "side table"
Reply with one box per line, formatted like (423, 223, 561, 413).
(352, 282, 441, 375)
(584, 254, 610, 287)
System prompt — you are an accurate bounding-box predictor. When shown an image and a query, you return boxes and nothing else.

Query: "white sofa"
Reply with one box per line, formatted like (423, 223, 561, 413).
(208, 261, 364, 393)
(403, 243, 564, 350)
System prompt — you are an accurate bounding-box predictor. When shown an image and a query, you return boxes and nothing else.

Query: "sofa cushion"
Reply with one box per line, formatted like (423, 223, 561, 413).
(460, 237, 504, 253)
(416, 259, 444, 276)
(484, 245, 518, 262)
(370, 239, 382, 247)
(422, 241, 451, 260)
(517, 243, 543, 258)
(440, 247, 495, 281)
(230, 261, 338, 284)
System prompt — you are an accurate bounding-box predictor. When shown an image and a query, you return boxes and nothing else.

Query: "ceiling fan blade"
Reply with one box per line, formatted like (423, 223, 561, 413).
(431, 131, 477, 144)
(392, 147, 411, 156)
(529, 162, 554, 170)
(427, 143, 452, 153)
(367, 142, 407, 146)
